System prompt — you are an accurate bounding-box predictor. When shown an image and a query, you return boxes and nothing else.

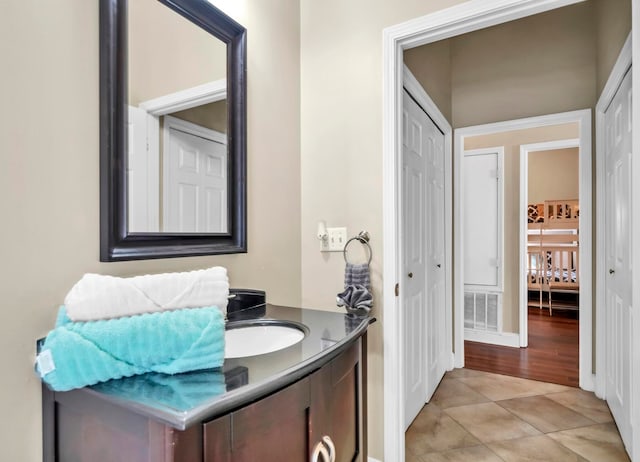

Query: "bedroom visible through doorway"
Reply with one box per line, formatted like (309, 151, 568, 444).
(457, 116, 589, 389)
(466, 139, 581, 387)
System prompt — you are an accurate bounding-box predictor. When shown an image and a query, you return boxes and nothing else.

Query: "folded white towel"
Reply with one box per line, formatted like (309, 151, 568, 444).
(64, 267, 229, 321)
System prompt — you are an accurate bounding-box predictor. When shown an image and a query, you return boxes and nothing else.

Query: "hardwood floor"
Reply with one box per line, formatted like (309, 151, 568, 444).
(464, 307, 579, 387)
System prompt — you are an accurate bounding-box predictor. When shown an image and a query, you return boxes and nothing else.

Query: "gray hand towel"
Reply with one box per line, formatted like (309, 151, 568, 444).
(336, 284, 373, 317)
(344, 263, 371, 290)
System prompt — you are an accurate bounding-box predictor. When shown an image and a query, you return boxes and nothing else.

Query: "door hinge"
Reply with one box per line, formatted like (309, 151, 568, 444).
(395, 283, 399, 297)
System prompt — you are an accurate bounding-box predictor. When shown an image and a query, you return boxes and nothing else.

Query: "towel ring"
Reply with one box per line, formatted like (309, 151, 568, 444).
(343, 231, 372, 265)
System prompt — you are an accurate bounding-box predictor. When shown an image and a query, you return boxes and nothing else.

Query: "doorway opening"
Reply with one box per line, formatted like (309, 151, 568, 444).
(382, 0, 613, 460)
(454, 113, 591, 389)
(463, 134, 583, 387)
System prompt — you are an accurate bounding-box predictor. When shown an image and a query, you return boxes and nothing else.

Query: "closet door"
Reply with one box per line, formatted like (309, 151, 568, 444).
(402, 89, 446, 429)
(604, 68, 632, 450)
(462, 148, 503, 290)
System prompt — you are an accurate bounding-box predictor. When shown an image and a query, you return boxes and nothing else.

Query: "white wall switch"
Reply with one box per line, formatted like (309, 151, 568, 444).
(326, 227, 347, 252)
(320, 235, 330, 251)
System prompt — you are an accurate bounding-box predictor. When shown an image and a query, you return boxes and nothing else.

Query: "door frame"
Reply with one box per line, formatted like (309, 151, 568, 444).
(382, 1, 604, 460)
(518, 137, 581, 348)
(595, 33, 632, 401)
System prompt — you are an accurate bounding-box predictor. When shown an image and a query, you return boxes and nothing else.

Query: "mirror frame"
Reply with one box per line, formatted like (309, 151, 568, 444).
(99, 0, 247, 261)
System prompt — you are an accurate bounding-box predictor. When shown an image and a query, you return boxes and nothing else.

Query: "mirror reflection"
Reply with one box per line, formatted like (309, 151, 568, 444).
(127, 0, 229, 234)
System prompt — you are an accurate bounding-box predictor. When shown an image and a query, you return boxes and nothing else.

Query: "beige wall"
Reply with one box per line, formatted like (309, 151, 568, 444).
(128, 0, 227, 105)
(464, 124, 580, 332)
(528, 148, 579, 205)
(301, 1, 468, 458)
(0, 0, 300, 460)
(169, 100, 228, 134)
(404, 40, 453, 124)
(451, 2, 596, 128)
(595, 0, 632, 96)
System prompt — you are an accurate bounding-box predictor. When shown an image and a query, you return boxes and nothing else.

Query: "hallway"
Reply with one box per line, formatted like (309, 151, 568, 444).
(405, 369, 628, 461)
(465, 307, 579, 387)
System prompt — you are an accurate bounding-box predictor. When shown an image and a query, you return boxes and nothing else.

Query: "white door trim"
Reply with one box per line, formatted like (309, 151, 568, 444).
(633, 18, 640, 459)
(138, 79, 226, 115)
(518, 138, 581, 348)
(383, 2, 594, 460)
(595, 28, 640, 422)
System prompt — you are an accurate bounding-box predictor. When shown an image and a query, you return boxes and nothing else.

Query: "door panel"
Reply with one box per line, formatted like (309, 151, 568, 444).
(604, 68, 632, 451)
(402, 90, 446, 429)
(310, 342, 360, 462)
(165, 127, 227, 233)
(225, 378, 310, 462)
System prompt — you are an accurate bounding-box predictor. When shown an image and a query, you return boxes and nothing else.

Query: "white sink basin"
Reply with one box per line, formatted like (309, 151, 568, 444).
(224, 320, 308, 359)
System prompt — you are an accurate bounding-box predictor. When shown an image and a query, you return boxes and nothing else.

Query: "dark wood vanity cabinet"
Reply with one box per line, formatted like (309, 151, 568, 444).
(43, 338, 366, 462)
(202, 340, 364, 461)
(309, 341, 361, 462)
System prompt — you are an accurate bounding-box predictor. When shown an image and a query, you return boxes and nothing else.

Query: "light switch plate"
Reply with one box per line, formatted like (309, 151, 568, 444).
(326, 227, 347, 252)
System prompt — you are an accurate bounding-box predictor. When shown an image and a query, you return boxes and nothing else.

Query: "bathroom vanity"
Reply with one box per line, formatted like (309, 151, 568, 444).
(41, 305, 372, 461)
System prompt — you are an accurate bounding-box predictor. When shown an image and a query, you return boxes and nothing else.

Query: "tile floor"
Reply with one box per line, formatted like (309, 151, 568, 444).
(405, 368, 630, 462)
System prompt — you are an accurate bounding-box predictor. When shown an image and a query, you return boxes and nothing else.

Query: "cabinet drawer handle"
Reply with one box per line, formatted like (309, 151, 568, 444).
(311, 440, 330, 462)
(322, 435, 336, 462)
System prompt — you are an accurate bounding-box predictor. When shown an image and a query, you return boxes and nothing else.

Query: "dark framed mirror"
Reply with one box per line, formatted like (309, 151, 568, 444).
(100, 0, 246, 261)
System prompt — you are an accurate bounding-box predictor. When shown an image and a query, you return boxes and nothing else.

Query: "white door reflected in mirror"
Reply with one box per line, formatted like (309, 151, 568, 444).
(164, 117, 227, 233)
(127, 0, 228, 234)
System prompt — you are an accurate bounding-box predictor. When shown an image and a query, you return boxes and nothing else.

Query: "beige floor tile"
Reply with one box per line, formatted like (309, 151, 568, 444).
(406, 451, 425, 462)
(545, 389, 614, 423)
(497, 395, 595, 432)
(420, 445, 503, 462)
(430, 377, 491, 409)
(445, 368, 490, 379)
(488, 434, 586, 461)
(548, 423, 630, 462)
(458, 372, 569, 401)
(444, 402, 541, 443)
(406, 403, 480, 454)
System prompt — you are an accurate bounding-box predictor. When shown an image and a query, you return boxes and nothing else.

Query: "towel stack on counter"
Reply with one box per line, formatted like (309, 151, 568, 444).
(36, 267, 229, 391)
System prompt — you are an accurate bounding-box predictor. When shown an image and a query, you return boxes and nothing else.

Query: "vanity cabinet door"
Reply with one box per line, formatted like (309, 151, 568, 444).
(202, 414, 231, 461)
(203, 377, 310, 461)
(310, 341, 361, 462)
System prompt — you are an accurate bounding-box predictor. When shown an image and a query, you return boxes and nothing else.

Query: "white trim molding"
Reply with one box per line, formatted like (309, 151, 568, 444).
(383, 1, 589, 461)
(464, 329, 520, 348)
(139, 79, 227, 115)
(632, 14, 640, 459)
(454, 110, 592, 392)
(518, 138, 580, 348)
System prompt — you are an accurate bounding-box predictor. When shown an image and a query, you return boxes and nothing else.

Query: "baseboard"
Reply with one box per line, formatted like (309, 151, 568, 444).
(464, 328, 520, 348)
(368, 458, 382, 462)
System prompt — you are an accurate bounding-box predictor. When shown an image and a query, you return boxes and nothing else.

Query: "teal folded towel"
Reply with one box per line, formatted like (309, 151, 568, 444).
(92, 369, 226, 412)
(36, 306, 225, 391)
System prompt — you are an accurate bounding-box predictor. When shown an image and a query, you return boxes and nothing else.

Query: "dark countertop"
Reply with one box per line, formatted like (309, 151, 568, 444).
(75, 304, 373, 430)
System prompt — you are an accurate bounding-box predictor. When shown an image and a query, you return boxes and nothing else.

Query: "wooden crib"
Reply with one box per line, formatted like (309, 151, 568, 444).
(527, 199, 579, 315)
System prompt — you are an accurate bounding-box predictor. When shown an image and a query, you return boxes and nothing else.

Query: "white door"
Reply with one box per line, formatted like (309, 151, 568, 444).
(164, 120, 227, 233)
(604, 68, 632, 451)
(402, 89, 446, 429)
